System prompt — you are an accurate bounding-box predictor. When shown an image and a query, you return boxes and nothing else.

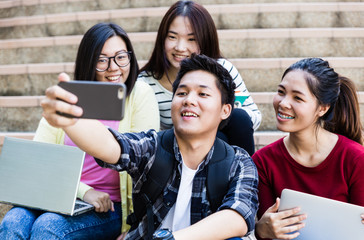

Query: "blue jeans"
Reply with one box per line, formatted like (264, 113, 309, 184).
(0, 204, 122, 240)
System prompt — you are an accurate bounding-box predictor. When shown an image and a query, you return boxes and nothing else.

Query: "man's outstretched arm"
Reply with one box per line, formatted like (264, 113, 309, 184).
(173, 209, 247, 240)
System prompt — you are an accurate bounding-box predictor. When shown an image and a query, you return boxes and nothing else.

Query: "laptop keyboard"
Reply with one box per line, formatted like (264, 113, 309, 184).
(74, 202, 88, 210)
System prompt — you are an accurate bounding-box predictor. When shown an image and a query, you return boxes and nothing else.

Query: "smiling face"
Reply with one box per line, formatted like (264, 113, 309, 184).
(273, 70, 329, 134)
(164, 16, 200, 72)
(95, 36, 130, 83)
(171, 70, 231, 137)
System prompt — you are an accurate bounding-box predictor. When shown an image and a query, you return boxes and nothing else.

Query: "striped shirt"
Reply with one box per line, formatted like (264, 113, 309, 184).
(96, 128, 259, 240)
(138, 58, 262, 130)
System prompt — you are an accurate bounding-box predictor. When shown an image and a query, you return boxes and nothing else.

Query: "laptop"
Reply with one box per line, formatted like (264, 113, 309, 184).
(0, 137, 94, 216)
(278, 188, 364, 240)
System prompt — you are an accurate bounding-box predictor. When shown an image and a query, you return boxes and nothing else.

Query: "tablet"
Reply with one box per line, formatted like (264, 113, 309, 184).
(278, 189, 364, 240)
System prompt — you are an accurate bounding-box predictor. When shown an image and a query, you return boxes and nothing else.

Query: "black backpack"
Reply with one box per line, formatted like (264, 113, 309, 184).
(127, 129, 235, 239)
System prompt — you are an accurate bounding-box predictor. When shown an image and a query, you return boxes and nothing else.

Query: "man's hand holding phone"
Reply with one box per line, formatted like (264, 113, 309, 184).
(41, 72, 127, 129)
(41, 73, 122, 163)
(41, 73, 83, 128)
(41, 72, 126, 130)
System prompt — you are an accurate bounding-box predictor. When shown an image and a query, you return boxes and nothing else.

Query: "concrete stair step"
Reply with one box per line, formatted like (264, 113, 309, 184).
(0, 104, 43, 132)
(1, 57, 363, 96)
(0, 97, 44, 133)
(2, 0, 361, 19)
(0, 132, 34, 147)
(1, 92, 363, 132)
(0, 0, 97, 19)
(1, 2, 364, 39)
(1, 27, 364, 64)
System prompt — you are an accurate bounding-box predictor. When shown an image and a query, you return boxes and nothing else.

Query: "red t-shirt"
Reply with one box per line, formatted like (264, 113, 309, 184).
(253, 134, 364, 220)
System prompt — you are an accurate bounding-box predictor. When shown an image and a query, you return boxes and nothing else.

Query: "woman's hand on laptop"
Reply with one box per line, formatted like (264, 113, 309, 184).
(83, 189, 115, 213)
(361, 214, 364, 224)
(255, 198, 307, 239)
(41, 73, 83, 128)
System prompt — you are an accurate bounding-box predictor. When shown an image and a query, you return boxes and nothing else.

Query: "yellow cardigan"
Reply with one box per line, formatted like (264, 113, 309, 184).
(33, 80, 160, 233)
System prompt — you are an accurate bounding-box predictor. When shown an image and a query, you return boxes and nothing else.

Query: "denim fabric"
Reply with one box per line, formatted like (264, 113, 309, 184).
(0, 204, 122, 240)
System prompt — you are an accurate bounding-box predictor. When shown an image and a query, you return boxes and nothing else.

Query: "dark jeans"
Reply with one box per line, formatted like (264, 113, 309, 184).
(218, 108, 255, 156)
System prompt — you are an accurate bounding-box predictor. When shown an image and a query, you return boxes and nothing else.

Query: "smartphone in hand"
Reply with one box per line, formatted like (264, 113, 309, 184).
(57, 81, 126, 120)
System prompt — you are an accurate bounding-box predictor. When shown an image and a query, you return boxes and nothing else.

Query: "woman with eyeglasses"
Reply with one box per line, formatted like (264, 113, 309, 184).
(0, 22, 159, 240)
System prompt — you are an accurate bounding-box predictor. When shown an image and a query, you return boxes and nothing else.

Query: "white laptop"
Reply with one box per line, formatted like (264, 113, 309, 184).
(278, 188, 364, 240)
(0, 137, 94, 216)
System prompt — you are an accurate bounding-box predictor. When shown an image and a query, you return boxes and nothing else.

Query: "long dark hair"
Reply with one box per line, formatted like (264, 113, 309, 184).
(74, 22, 138, 96)
(140, 0, 222, 80)
(282, 58, 363, 144)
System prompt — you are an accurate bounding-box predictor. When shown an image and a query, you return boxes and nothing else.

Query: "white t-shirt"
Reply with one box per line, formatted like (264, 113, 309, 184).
(160, 159, 198, 231)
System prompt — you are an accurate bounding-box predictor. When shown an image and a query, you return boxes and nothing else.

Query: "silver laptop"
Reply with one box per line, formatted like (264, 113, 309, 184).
(278, 188, 364, 240)
(0, 137, 94, 216)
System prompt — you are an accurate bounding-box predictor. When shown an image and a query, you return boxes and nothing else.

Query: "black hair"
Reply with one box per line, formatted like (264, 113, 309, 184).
(172, 54, 235, 129)
(74, 22, 138, 96)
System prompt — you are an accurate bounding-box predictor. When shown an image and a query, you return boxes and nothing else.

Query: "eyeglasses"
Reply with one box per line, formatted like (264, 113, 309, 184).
(96, 51, 132, 72)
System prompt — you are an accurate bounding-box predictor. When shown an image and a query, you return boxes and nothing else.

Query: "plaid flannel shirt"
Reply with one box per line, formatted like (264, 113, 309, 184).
(96, 129, 258, 240)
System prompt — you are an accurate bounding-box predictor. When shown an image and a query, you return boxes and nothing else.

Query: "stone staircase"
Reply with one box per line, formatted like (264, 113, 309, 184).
(1, 0, 364, 224)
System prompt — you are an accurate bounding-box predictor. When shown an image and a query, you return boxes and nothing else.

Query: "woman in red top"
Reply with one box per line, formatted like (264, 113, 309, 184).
(252, 57, 364, 240)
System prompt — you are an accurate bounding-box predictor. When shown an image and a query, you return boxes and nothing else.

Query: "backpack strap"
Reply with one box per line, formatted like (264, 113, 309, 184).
(126, 129, 235, 236)
(140, 129, 174, 203)
(207, 137, 235, 212)
(126, 129, 175, 238)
